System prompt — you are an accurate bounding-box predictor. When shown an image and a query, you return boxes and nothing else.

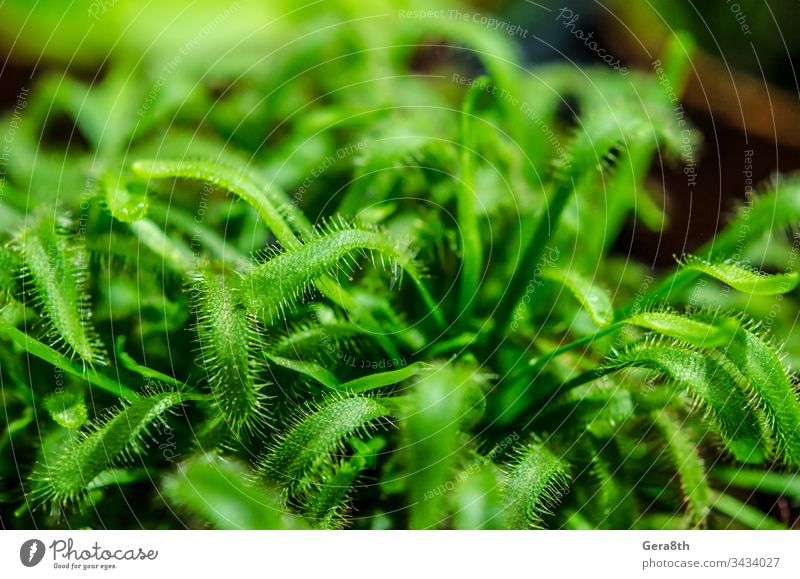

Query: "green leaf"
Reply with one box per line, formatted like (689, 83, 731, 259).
(711, 491, 786, 530)
(264, 353, 340, 390)
(240, 223, 443, 326)
(270, 315, 364, 360)
(713, 467, 800, 501)
(502, 440, 570, 529)
(626, 310, 737, 348)
(544, 269, 614, 326)
(265, 353, 428, 395)
(301, 456, 366, 529)
(341, 363, 429, 394)
(114, 335, 186, 390)
(192, 268, 268, 434)
(129, 219, 196, 274)
(587, 440, 637, 529)
(604, 338, 771, 463)
(457, 76, 487, 318)
(16, 213, 105, 364)
(43, 391, 88, 430)
(101, 178, 149, 223)
(132, 159, 309, 247)
(721, 322, 800, 466)
(654, 412, 711, 525)
(492, 107, 657, 337)
(680, 256, 799, 295)
(0, 321, 137, 400)
(256, 396, 391, 499)
(398, 361, 487, 529)
(31, 389, 186, 511)
(86, 468, 151, 491)
(163, 454, 306, 530)
(0, 245, 20, 306)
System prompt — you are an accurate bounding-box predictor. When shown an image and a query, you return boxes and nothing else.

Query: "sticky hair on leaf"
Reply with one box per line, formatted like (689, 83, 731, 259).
(31, 388, 185, 513)
(604, 335, 771, 464)
(43, 391, 88, 430)
(679, 255, 800, 295)
(625, 307, 737, 348)
(301, 456, 367, 529)
(256, 396, 392, 504)
(0, 244, 20, 306)
(192, 267, 270, 435)
(716, 318, 800, 467)
(15, 213, 106, 365)
(240, 221, 442, 326)
(654, 411, 711, 526)
(502, 439, 570, 529)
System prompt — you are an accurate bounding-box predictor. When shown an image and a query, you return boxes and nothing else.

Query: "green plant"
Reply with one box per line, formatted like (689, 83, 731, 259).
(1, 1, 799, 530)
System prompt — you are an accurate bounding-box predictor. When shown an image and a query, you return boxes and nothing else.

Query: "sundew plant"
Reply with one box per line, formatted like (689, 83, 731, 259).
(1, 0, 799, 530)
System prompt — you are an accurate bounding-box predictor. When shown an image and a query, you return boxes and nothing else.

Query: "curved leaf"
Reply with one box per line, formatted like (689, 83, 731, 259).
(17, 214, 105, 364)
(31, 389, 186, 510)
(605, 338, 770, 463)
(256, 396, 391, 498)
(193, 268, 268, 434)
(545, 269, 613, 326)
(680, 256, 799, 295)
(133, 159, 309, 246)
(502, 440, 570, 529)
(240, 224, 443, 326)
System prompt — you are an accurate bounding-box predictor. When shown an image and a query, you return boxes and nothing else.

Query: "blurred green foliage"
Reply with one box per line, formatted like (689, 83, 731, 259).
(0, 0, 799, 530)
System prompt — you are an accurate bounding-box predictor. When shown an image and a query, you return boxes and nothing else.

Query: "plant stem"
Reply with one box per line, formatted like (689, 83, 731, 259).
(527, 322, 625, 375)
(0, 322, 138, 400)
(457, 76, 488, 321)
(711, 491, 786, 530)
(490, 176, 576, 342)
(554, 365, 619, 395)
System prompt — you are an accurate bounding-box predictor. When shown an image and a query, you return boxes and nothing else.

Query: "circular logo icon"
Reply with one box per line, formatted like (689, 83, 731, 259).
(20, 539, 46, 567)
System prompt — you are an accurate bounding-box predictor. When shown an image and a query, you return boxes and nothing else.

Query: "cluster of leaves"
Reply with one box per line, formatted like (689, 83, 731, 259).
(1, 1, 799, 529)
